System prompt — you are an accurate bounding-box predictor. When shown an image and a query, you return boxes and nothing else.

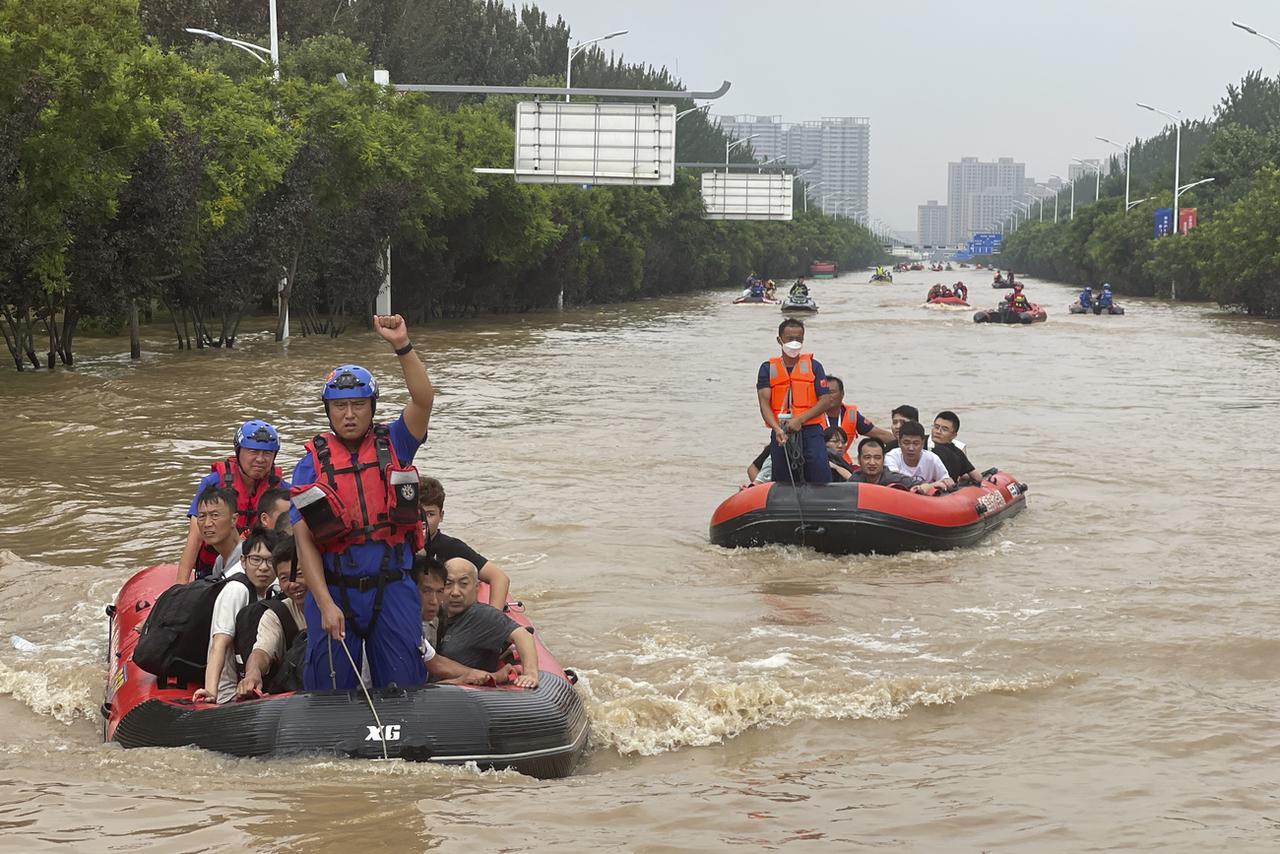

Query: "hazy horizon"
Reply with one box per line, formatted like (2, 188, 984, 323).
(532, 0, 1280, 230)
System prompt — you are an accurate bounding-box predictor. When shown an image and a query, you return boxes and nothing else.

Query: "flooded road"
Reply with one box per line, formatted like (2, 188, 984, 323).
(1, 270, 1278, 851)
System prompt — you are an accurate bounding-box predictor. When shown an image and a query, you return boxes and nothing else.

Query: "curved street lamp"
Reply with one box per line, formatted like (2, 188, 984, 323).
(566, 30, 629, 102)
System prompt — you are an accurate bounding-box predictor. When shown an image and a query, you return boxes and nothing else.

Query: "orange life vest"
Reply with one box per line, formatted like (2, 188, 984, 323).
(828, 403, 861, 464)
(291, 425, 424, 555)
(767, 355, 826, 427)
(195, 457, 282, 575)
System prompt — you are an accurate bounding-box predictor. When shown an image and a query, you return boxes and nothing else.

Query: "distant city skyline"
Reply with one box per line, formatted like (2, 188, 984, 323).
(534, 0, 1280, 230)
(716, 114, 871, 220)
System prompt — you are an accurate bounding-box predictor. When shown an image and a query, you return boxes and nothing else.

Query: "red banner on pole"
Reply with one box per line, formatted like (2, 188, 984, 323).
(1178, 207, 1197, 234)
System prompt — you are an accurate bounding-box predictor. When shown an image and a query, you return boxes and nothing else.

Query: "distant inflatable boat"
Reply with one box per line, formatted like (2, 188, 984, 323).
(974, 304, 1047, 324)
(101, 565, 588, 779)
(1069, 302, 1125, 315)
(709, 471, 1028, 555)
(809, 261, 837, 278)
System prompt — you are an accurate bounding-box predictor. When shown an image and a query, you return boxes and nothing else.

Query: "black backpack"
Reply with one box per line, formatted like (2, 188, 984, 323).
(132, 574, 257, 685)
(233, 596, 304, 691)
(269, 629, 308, 694)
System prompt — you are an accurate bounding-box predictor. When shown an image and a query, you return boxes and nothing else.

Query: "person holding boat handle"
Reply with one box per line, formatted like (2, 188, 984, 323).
(289, 315, 434, 691)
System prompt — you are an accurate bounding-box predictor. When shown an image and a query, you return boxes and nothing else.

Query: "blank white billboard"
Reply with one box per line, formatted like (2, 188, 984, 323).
(514, 101, 675, 186)
(701, 172, 794, 221)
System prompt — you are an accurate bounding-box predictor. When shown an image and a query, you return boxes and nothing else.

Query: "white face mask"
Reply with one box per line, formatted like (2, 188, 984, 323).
(781, 340, 803, 357)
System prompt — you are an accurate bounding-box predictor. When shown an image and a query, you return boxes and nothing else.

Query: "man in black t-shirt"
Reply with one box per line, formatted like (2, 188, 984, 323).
(420, 476, 511, 608)
(437, 558, 539, 689)
(930, 411, 979, 484)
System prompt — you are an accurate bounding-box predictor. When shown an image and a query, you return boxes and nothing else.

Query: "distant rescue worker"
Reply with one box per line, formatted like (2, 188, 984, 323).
(1079, 286, 1094, 310)
(1005, 283, 1031, 312)
(757, 318, 835, 485)
(177, 420, 284, 583)
(1099, 283, 1115, 309)
(290, 315, 435, 691)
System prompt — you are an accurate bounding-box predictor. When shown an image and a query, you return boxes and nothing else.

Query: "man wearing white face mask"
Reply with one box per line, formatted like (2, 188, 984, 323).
(756, 318, 836, 485)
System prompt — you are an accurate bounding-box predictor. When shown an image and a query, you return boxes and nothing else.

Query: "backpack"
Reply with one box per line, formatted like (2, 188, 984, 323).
(233, 596, 304, 691)
(268, 629, 308, 694)
(132, 574, 257, 685)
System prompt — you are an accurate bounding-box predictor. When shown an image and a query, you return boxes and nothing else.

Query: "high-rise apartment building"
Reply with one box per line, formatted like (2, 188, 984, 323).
(715, 115, 788, 162)
(716, 114, 871, 219)
(946, 156, 1026, 243)
(917, 200, 948, 247)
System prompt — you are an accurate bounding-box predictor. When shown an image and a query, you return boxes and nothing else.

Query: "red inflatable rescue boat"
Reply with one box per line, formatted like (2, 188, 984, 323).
(709, 470, 1028, 555)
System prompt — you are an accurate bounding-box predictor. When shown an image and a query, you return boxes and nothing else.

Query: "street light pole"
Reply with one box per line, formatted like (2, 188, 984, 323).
(267, 0, 280, 80)
(566, 30, 629, 102)
(804, 180, 823, 213)
(1097, 135, 1129, 210)
(1049, 175, 1070, 224)
(1232, 20, 1280, 52)
(1137, 101, 1181, 232)
(726, 134, 759, 174)
(1072, 158, 1102, 202)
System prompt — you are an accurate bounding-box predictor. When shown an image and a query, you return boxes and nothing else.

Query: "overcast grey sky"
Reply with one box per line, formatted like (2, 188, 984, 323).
(533, 0, 1280, 230)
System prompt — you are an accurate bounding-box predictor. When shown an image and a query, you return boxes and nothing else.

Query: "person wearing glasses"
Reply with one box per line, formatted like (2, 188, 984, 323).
(289, 315, 436, 692)
(193, 528, 282, 703)
(176, 419, 286, 583)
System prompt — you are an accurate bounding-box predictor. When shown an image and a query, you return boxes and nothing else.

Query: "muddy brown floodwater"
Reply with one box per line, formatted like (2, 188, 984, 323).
(1, 271, 1278, 851)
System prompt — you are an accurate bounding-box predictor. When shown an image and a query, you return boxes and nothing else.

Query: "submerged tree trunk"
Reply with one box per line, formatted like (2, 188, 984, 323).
(0, 307, 24, 371)
(21, 306, 39, 369)
(59, 306, 76, 365)
(161, 296, 187, 349)
(129, 300, 140, 360)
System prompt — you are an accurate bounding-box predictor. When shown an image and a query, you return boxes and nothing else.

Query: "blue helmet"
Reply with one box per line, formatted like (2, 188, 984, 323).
(322, 364, 379, 404)
(236, 419, 280, 452)
(1102, 282, 1112, 291)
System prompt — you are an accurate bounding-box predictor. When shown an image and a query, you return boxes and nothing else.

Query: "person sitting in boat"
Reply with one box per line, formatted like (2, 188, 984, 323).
(757, 318, 836, 485)
(824, 375, 894, 463)
(195, 527, 282, 703)
(928, 284, 952, 300)
(789, 278, 809, 297)
(929, 411, 979, 484)
(235, 535, 307, 698)
(764, 279, 777, 300)
(1078, 286, 1094, 311)
(195, 487, 246, 580)
(177, 420, 286, 583)
(823, 427, 857, 481)
(436, 558, 539, 689)
(255, 487, 293, 534)
(1004, 283, 1031, 312)
(412, 556, 514, 685)
(993, 270, 1005, 285)
(846, 438, 914, 489)
(885, 421, 954, 495)
(290, 316, 434, 693)
(884, 404, 920, 453)
(953, 282, 968, 302)
(419, 476, 510, 609)
(1099, 283, 1115, 309)
(747, 279, 765, 299)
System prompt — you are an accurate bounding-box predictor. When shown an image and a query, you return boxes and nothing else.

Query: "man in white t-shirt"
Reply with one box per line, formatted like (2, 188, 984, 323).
(885, 420, 954, 495)
(194, 529, 281, 704)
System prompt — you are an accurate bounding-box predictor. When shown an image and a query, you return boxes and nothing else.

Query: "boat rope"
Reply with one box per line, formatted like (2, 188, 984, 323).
(336, 638, 391, 762)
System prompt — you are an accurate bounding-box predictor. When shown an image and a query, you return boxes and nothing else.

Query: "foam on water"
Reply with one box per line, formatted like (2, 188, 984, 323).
(577, 667, 1072, 756)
